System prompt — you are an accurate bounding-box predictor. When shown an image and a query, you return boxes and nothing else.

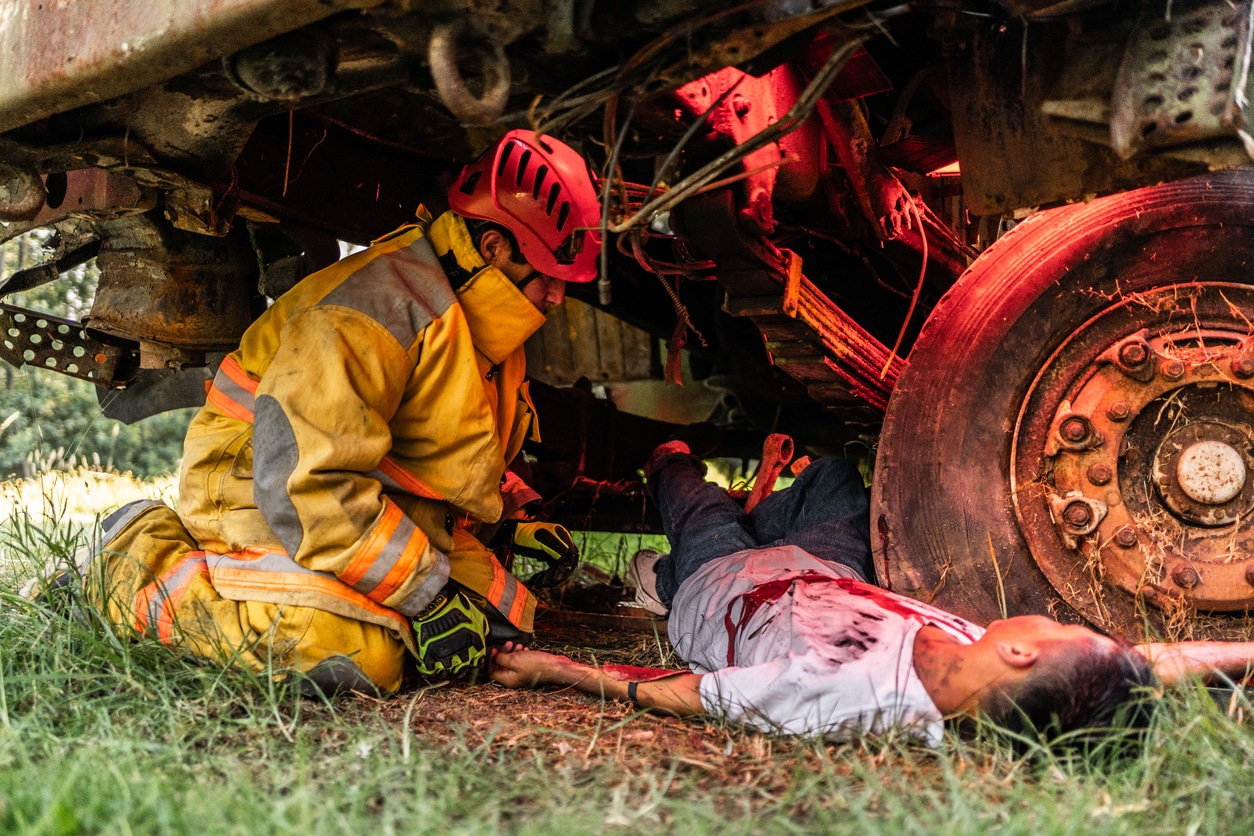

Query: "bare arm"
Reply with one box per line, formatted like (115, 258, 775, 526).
(1134, 642, 1254, 687)
(489, 644, 705, 716)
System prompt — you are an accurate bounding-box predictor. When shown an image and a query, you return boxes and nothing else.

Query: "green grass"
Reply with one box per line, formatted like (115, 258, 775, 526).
(2, 474, 1254, 834)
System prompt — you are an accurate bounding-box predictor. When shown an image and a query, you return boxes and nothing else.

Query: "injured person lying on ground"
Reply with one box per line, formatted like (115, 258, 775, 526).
(491, 442, 1254, 745)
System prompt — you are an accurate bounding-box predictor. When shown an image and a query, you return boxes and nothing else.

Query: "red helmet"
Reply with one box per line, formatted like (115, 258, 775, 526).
(448, 130, 602, 283)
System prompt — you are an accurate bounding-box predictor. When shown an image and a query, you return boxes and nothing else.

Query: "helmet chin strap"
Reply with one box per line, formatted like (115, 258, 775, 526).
(514, 269, 542, 292)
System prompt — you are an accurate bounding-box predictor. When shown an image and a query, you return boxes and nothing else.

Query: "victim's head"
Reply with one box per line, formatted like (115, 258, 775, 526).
(970, 615, 1158, 742)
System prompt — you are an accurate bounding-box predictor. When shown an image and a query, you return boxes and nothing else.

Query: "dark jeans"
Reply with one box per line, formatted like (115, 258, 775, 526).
(649, 453, 873, 605)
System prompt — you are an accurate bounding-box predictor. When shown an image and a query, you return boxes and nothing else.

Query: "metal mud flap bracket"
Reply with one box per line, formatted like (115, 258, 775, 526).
(0, 303, 136, 387)
(1111, 0, 1254, 160)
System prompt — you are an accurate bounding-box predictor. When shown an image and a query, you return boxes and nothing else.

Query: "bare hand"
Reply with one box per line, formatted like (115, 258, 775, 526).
(489, 643, 575, 689)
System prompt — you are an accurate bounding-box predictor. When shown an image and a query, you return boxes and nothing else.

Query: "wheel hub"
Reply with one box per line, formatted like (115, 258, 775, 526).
(1014, 284, 1254, 614)
(1156, 427, 1253, 524)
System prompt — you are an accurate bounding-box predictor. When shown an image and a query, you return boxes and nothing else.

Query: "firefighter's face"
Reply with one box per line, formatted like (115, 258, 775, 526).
(516, 272, 566, 313)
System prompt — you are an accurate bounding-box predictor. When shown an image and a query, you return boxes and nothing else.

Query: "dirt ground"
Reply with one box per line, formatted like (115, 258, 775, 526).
(363, 583, 858, 790)
(373, 608, 854, 796)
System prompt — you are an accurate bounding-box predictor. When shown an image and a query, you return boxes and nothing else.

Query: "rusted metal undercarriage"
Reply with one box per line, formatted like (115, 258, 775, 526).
(7, 0, 1254, 639)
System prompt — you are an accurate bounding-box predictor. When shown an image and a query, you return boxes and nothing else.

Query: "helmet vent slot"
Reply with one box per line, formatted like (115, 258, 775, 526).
(532, 165, 549, 199)
(546, 183, 561, 215)
(516, 150, 532, 186)
(497, 142, 514, 177)
(556, 202, 570, 231)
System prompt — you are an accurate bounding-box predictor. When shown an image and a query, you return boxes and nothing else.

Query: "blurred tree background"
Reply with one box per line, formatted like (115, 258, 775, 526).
(0, 231, 193, 479)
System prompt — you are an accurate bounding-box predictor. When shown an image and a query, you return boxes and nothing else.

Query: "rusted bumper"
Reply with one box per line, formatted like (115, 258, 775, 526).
(0, 0, 381, 135)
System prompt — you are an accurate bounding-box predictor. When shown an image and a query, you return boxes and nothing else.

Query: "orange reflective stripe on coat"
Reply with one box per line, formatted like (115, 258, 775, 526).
(206, 355, 258, 421)
(338, 499, 431, 608)
(370, 456, 445, 501)
(134, 553, 209, 644)
(487, 556, 527, 626)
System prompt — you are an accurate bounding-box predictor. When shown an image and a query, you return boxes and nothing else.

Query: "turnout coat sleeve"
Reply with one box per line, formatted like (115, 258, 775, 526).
(191, 225, 510, 619)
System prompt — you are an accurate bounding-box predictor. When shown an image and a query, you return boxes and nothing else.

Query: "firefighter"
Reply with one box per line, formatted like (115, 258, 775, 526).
(70, 130, 602, 696)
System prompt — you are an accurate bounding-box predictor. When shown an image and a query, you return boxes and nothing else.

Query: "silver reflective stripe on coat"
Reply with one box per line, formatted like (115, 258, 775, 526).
(394, 553, 450, 616)
(349, 508, 423, 599)
(101, 499, 166, 549)
(211, 363, 256, 415)
(493, 568, 521, 622)
(206, 548, 337, 582)
(318, 236, 455, 347)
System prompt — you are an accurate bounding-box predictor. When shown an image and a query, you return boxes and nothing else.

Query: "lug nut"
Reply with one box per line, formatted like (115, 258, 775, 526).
(1087, 463, 1113, 485)
(1119, 342, 1149, 367)
(1161, 358, 1186, 380)
(1060, 416, 1090, 444)
(1114, 527, 1139, 548)
(1106, 401, 1132, 422)
(1062, 500, 1093, 528)
(1233, 355, 1254, 379)
(1172, 565, 1200, 589)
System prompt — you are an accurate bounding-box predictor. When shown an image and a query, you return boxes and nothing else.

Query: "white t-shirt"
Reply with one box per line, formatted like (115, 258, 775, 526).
(667, 545, 984, 745)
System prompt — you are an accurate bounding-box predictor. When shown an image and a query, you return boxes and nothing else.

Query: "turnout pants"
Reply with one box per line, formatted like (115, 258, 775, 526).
(85, 503, 408, 694)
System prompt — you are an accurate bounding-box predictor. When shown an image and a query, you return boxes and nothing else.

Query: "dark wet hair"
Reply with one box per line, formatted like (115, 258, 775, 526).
(983, 635, 1159, 744)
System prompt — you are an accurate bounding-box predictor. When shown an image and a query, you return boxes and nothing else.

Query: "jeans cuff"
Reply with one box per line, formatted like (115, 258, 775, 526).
(646, 452, 707, 501)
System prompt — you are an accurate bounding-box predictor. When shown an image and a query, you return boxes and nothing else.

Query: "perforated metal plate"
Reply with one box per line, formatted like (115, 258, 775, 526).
(1111, 2, 1254, 158)
(0, 304, 135, 387)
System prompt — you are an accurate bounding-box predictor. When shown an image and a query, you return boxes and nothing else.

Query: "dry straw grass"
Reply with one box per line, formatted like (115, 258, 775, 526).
(0, 467, 177, 528)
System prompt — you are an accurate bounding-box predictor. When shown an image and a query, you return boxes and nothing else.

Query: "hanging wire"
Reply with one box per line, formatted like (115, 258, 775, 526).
(530, 66, 625, 135)
(619, 223, 711, 386)
(645, 76, 746, 204)
(607, 33, 869, 235)
(596, 71, 656, 305)
(880, 195, 927, 378)
(525, 0, 785, 134)
(616, 227, 710, 277)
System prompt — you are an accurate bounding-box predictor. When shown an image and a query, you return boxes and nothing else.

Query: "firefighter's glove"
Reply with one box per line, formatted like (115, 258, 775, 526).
(412, 583, 489, 679)
(501, 521, 579, 588)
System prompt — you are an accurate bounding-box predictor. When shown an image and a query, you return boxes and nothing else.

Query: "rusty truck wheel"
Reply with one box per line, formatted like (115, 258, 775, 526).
(872, 171, 1254, 642)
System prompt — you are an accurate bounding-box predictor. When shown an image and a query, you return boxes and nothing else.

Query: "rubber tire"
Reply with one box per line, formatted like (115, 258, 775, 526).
(871, 170, 1254, 638)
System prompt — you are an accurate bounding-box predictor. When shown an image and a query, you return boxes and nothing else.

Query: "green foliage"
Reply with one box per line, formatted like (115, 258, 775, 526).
(0, 231, 192, 479)
(0, 366, 193, 479)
